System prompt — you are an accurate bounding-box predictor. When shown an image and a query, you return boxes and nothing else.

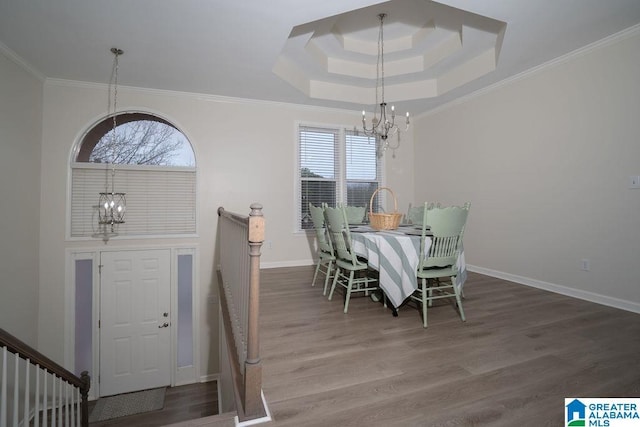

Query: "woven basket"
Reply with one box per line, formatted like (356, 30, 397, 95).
(369, 187, 403, 230)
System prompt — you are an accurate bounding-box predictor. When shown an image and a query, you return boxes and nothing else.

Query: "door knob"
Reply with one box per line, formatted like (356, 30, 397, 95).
(158, 322, 169, 328)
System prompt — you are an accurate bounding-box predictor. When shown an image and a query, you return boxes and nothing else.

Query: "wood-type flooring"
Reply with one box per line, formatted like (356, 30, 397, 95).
(93, 266, 640, 426)
(257, 266, 640, 426)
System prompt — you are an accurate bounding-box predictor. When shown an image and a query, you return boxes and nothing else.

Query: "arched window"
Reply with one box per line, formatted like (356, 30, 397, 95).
(75, 112, 194, 166)
(70, 112, 197, 238)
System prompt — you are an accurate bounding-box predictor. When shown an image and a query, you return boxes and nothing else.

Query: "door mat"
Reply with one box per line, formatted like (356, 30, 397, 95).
(89, 387, 166, 422)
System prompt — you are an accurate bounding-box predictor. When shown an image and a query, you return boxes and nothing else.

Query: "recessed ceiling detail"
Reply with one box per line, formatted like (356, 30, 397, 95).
(273, 0, 506, 106)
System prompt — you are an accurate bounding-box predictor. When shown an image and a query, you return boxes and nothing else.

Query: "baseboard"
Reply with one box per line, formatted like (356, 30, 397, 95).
(467, 265, 640, 314)
(260, 259, 314, 269)
(258, 261, 640, 314)
(234, 390, 272, 427)
(199, 373, 220, 383)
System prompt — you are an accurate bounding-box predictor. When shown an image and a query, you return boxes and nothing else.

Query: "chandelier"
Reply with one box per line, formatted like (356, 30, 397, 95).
(98, 47, 126, 235)
(361, 13, 410, 158)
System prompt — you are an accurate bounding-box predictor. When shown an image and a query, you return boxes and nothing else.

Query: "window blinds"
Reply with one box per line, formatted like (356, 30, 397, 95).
(298, 126, 339, 229)
(297, 125, 382, 230)
(345, 130, 381, 211)
(70, 166, 196, 237)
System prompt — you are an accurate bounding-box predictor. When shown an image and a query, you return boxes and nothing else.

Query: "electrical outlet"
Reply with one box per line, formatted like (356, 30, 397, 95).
(580, 259, 590, 271)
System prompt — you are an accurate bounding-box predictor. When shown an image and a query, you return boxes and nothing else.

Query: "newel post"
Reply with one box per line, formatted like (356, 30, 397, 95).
(80, 371, 90, 427)
(245, 203, 264, 416)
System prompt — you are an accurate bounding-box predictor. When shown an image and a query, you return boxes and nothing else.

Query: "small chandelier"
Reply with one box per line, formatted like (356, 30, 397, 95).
(361, 13, 410, 158)
(98, 47, 126, 235)
(98, 166, 126, 233)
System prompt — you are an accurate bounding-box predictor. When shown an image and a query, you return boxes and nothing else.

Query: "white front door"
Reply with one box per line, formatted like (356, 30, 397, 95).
(99, 249, 171, 396)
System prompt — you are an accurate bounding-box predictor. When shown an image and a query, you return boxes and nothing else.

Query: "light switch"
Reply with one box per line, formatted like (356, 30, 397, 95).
(630, 176, 640, 189)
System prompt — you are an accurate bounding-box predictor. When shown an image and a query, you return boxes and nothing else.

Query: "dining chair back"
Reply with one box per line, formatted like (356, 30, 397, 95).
(344, 205, 366, 225)
(309, 203, 336, 295)
(324, 205, 378, 313)
(406, 202, 440, 225)
(411, 202, 470, 327)
(324, 205, 358, 267)
(418, 202, 469, 270)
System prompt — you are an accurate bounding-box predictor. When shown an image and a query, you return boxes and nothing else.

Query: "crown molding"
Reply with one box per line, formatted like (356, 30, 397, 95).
(420, 23, 640, 119)
(45, 78, 363, 117)
(0, 41, 46, 82)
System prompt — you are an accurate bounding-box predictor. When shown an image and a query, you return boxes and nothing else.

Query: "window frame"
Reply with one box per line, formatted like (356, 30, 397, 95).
(295, 122, 385, 233)
(68, 111, 198, 240)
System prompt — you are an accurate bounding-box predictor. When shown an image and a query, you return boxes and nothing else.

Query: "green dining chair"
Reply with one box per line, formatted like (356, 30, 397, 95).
(324, 205, 378, 313)
(405, 202, 440, 225)
(344, 205, 366, 225)
(410, 202, 470, 327)
(309, 203, 336, 295)
(405, 203, 424, 225)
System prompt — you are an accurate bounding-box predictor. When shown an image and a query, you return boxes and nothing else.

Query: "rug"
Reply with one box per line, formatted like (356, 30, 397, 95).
(89, 387, 166, 422)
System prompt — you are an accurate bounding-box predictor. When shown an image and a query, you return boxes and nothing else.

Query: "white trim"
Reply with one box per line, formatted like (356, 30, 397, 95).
(64, 252, 84, 368)
(234, 390, 272, 427)
(294, 122, 385, 233)
(38, 22, 640, 123)
(173, 248, 200, 387)
(199, 373, 220, 383)
(66, 108, 200, 241)
(260, 259, 314, 269)
(67, 233, 200, 242)
(420, 23, 640, 119)
(65, 244, 200, 399)
(467, 265, 640, 314)
(0, 40, 46, 81)
(257, 260, 640, 314)
(64, 249, 99, 400)
(46, 78, 363, 116)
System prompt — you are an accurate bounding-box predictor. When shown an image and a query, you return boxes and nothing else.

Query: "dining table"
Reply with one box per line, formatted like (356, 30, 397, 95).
(349, 225, 467, 310)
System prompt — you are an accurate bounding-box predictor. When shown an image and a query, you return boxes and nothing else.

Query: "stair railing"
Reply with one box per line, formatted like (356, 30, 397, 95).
(216, 203, 268, 423)
(0, 328, 90, 427)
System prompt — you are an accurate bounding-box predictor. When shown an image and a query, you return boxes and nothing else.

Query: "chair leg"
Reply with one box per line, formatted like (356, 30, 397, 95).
(343, 271, 355, 313)
(421, 278, 428, 328)
(452, 275, 466, 322)
(328, 267, 340, 300)
(311, 260, 321, 287)
(322, 260, 333, 296)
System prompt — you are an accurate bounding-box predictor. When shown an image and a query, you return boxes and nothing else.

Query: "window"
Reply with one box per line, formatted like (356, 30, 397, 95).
(297, 124, 382, 230)
(70, 112, 197, 238)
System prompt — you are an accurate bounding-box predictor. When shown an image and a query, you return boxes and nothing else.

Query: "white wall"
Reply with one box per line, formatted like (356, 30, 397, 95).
(413, 28, 640, 310)
(0, 48, 42, 346)
(37, 81, 414, 374)
(21, 25, 640, 381)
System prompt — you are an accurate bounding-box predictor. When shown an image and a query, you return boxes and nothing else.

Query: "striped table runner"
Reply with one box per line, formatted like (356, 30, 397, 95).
(351, 231, 426, 308)
(351, 231, 467, 308)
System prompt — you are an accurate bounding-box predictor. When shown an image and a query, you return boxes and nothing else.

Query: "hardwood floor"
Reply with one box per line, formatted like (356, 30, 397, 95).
(89, 381, 218, 427)
(256, 266, 640, 427)
(89, 267, 639, 426)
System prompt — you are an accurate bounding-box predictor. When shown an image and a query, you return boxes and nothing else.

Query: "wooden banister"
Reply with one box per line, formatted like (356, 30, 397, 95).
(217, 204, 267, 423)
(0, 328, 90, 426)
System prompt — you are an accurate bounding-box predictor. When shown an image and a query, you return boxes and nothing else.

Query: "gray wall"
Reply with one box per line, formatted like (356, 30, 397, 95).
(0, 48, 43, 345)
(413, 29, 640, 310)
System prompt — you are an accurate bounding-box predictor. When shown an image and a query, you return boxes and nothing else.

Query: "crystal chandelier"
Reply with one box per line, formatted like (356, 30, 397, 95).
(98, 48, 126, 235)
(361, 13, 410, 158)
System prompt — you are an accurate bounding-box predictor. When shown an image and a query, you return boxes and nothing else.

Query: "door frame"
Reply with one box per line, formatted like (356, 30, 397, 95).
(65, 244, 199, 399)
